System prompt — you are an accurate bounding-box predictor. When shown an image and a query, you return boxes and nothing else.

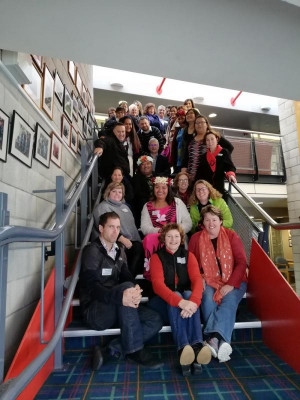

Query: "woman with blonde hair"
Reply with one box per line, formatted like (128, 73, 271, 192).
(92, 182, 144, 277)
(189, 180, 233, 233)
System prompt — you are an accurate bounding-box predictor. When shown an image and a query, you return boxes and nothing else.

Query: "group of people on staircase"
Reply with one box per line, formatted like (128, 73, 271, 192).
(79, 99, 247, 376)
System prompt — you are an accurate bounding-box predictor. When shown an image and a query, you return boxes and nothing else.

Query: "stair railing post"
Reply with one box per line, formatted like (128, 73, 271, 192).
(54, 176, 65, 370)
(0, 193, 9, 383)
(80, 145, 88, 245)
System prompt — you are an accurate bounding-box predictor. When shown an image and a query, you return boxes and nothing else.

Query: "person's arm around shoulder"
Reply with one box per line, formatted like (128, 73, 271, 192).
(175, 197, 192, 233)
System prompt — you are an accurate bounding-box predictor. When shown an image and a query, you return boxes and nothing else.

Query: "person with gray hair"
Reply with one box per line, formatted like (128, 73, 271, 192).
(138, 116, 165, 153)
(157, 105, 168, 134)
(148, 137, 170, 176)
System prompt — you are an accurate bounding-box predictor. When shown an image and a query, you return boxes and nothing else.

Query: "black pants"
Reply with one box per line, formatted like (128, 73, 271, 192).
(126, 241, 144, 278)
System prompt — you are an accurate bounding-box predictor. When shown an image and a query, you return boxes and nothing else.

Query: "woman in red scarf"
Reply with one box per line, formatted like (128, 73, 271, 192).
(189, 205, 247, 363)
(195, 130, 236, 195)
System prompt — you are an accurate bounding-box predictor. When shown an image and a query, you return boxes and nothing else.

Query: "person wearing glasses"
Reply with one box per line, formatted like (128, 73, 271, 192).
(181, 115, 233, 182)
(147, 137, 170, 176)
(172, 172, 193, 209)
(189, 180, 233, 234)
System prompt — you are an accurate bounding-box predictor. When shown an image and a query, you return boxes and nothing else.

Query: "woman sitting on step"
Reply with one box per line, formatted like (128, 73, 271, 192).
(189, 205, 247, 363)
(149, 223, 211, 376)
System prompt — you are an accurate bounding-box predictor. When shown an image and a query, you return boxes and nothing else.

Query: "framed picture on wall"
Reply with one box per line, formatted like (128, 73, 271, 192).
(76, 70, 82, 96)
(31, 54, 43, 71)
(23, 64, 42, 108)
(54, 72, 64, 105)
(77, 132, 83, 155)
(51, 132, 62, 167)
(82, 117, 88, 138)
(10, 111, 34, 167)
(68, 61, 76, 84)
(63, 86, 73, 122)
(72, 92, 78, 121)
(61, 115, 71, 145)
(70, 127, 78, 153)
(0, 108, 10, 162)
(42, 65, 55, 119)
(78, 97, 84, 119)
(34, 123, 51, 167)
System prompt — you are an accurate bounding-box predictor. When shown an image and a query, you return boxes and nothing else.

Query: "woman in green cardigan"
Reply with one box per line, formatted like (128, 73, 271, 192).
(189, 180, 233, 233)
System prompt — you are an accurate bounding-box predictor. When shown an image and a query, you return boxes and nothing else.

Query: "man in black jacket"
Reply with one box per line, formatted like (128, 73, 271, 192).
(80, 212, 163, 369)
(94, 123, 130, 180)
(138, 116, 165, 154)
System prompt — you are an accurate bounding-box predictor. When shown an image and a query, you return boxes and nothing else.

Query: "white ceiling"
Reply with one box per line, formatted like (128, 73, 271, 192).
(1, 0, 300, 100)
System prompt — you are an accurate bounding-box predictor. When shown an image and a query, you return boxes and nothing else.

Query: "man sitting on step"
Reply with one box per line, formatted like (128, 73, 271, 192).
(79, 211, 163, 370)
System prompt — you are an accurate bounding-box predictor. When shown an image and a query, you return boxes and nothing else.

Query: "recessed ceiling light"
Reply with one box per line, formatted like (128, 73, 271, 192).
(209, 113, 217, 118)
(193, 96, 204, 103)
(110, 82, 123, 89)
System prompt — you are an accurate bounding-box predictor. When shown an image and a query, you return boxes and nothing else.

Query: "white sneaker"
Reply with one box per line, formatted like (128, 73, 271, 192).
(205, 337, 219, 358)
(218, 341, 232, 363)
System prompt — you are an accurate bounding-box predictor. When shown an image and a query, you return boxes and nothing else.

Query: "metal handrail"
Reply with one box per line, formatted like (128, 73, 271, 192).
(0, 185, 103, 400)
(229, 181, 300, 230)
(0, 154, 99, 246)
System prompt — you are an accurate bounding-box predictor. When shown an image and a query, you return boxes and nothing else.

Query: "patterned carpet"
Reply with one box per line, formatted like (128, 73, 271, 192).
(36, 330, 300, 400)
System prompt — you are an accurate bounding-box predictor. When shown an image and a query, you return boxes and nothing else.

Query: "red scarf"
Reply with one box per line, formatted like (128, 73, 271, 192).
(198, 227, 233, 304)
(206, 145, 222, 172)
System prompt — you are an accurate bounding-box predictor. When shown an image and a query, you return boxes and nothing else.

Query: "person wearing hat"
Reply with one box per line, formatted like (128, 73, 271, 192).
(132, 155, 155, 226)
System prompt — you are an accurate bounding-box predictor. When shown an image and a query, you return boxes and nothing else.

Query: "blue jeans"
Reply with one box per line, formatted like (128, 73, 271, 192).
(149, 291, 203, 351)
(201, 282, 247, 343)
(83, 282, 163, 354)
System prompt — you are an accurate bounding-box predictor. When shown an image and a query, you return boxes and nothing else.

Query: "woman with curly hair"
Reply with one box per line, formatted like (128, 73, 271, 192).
(143, 102, 164, 133)
(189, 180, 233, 233)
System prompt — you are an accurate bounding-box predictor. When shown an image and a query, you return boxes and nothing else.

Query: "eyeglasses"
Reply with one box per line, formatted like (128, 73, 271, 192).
(196, 187, 208, 192)
(178, 179, 188, 182)
(195, 121, 207, 126)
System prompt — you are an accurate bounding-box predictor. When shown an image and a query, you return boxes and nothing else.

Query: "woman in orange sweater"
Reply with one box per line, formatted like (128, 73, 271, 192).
(149, 223, 211, 376)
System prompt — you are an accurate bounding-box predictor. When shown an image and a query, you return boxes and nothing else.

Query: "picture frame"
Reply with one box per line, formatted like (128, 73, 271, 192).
(82, 117, 88, 138)
(42, 65, 55, 119)
(68, 61, 76, 84)
(70, 127, 78, 153)
(72, 92, 78, 121)
(0, 108, 10, 162)
(61, 115, 71, 146)
(77, 133, 83, 155)
(34, 123, 51, 167)
(31, 54, 43, 72)
(54, 71, 64, 105)
(23, 64, 42, 108)
(51, 132, 62, 167)
(10, 111, 34, 167)
(76, 69, 82, 95)
(78, 96, 84, 119)
(63, 86, 73, 122)
(82, 84, 87, 106)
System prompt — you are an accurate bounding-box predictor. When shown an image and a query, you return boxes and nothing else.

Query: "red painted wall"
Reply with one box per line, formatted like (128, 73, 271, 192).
(248, 239, 300, 374)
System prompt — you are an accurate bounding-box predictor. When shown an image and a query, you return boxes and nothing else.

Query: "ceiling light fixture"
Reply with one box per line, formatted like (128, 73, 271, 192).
(209, 113, 217, 118)
(193, 96, 204, 103)
(110, 82, 124, 89)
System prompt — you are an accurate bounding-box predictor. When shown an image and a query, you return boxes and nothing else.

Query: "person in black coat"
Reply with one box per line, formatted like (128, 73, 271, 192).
(195, 131, 237, 195)
(138, 116, 165, 154)
(94, 123, 130, 181)
(147, 137, 171, 176)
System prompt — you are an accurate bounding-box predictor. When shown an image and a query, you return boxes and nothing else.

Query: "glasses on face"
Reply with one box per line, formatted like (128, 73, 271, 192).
(149, 144, 158, 147)
(195, 121, 207, 126)
(178, 179, 188, 183)
(196, 187, 207, 192)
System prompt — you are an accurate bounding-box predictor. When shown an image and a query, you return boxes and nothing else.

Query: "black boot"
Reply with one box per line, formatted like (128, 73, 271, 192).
(126, 348, 163, 369)
(91, 346, 104, 371)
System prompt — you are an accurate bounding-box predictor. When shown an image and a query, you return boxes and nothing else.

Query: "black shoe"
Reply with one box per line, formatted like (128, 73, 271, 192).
(92, 346, 104, 371)
(181, 364, 192, 376)
(192, 362, 203, 375)
(126, 348, 163, 369)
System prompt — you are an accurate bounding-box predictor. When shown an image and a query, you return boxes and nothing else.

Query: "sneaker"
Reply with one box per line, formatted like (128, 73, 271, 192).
(179, 345, 195, 366)
(195, 344, 212, 365)
(126, 348, 163, 369)
(205, 337, 219, 358)
(218, 340, 232, 362)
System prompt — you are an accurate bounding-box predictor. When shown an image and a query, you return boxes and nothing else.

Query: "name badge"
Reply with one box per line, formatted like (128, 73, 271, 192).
(217, 153, 223, 157)
(102, 268, 112, 276)
(121, 208, 128, 212)
(152, 210, 159, 215)
(177, 257, 186, 264)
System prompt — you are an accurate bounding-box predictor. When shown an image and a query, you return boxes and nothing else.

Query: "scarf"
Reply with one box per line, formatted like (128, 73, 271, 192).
(198, 227, 233, 304)
(146, 201, 176, 228)
(206, 145, 222, 172)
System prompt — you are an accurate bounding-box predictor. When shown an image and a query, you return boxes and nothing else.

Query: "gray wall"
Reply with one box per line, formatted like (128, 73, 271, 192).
(0, 52, 93, 370)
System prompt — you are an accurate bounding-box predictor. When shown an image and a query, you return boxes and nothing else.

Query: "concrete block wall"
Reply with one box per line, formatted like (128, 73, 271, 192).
(0, 52, 94, 371)
(278, 99, 300, 294)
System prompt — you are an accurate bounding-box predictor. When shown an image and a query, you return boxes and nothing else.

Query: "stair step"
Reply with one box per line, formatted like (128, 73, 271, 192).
(63, 321, 262, 338)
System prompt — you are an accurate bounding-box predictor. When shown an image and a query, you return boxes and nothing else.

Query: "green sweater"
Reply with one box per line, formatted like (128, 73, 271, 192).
(190, 197, 233, 233)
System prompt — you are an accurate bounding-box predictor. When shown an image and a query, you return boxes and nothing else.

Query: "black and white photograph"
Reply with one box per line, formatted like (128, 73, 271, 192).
(23, 64, 42, 108)
(82, 117, 88, 138)
(61, 115, 71, 146)
(10, 111, 34, 167)
(72, 92, 78, 121)
(54, 72, 64, 105)
(0, 108, 10, 162)
(77, 133, 83, 155)
(78, 96, 84, 119)
(63, 86, 73, 122)
(51, 132, 62, 167)
(34, 123, 51, 167)
(68, 61, 76, 84)
(76, 69, 82, 95)
(70, 127, 78, 153)
(42, 65, 55, 119)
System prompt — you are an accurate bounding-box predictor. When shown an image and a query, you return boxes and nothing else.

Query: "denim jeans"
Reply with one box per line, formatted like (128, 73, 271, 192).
(83, 281, 163, 354)
(201, 282, 247, 343)
(149, 291, 203, 351)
